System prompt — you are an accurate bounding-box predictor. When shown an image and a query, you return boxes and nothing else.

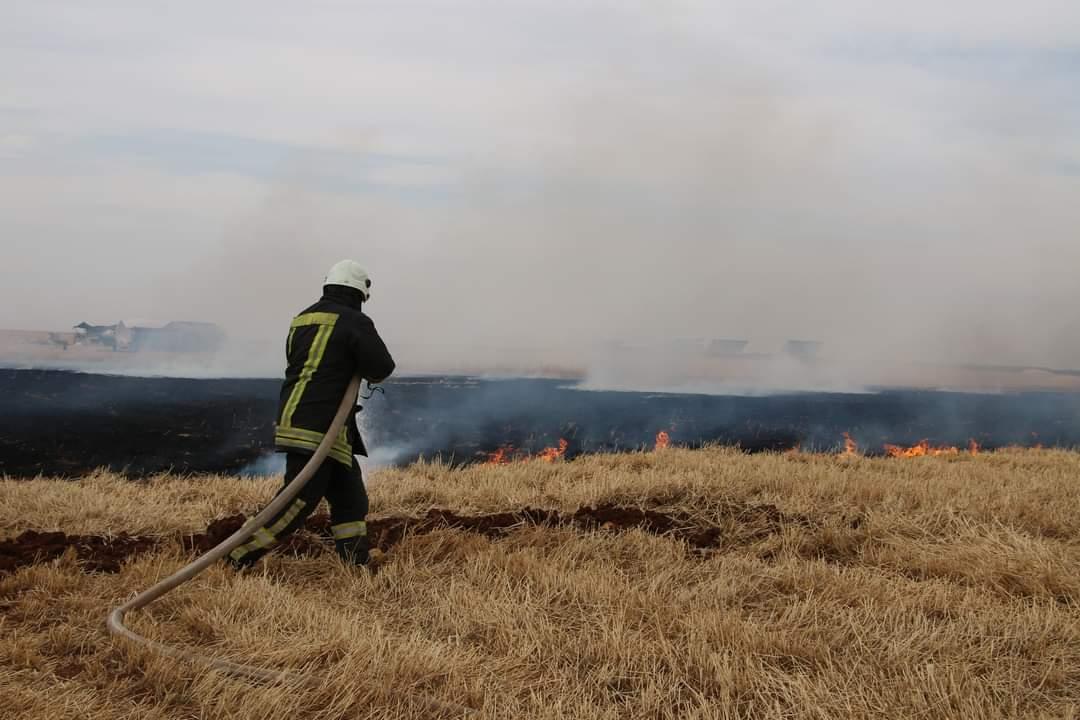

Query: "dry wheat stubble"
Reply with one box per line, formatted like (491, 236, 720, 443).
(1, 448, 1079, 718)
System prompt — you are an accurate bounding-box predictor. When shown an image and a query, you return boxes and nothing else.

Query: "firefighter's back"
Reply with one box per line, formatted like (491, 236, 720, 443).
(274, 283, 394, 466)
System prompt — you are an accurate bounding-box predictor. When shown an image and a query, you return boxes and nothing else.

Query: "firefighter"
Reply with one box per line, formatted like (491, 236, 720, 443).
(228, 260, 395, 569)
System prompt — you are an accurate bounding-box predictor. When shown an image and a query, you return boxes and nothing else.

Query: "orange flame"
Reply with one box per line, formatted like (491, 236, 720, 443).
(486, 439, 569, 465)
(537, 439, 569, 463)
(655, 431, 671, 451)
(841, 432, 858, 457)
(485, 446, 513, 465)
(882, 439, 979, 457)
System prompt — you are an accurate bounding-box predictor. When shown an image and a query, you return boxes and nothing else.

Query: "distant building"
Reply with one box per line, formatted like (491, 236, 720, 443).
(668, 338, 709, 354)
(73, 321, 132, 350)
(73, 321, 224, 353)
(705, 339, 749, 356)
(784, 340, 823, 362)
(130, 322, 225, 353)
(74, 322, 112, 340)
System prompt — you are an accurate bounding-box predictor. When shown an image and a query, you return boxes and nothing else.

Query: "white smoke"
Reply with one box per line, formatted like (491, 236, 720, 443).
(2, 2, 1079, 386)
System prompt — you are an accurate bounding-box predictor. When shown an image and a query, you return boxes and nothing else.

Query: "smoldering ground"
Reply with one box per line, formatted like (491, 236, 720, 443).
(5, 369, 1079, 478)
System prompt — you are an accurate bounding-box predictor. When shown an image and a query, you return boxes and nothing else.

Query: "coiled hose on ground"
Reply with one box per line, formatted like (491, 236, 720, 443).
(107, 377, 468, 715)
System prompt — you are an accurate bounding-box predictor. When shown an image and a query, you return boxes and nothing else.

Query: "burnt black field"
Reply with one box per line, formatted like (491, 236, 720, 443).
(1, 368, 1078, 478)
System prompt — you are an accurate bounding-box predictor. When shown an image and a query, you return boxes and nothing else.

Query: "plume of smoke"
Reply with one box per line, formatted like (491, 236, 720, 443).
(3, 2, 1078, 388)
(150, 56, 1078, 388)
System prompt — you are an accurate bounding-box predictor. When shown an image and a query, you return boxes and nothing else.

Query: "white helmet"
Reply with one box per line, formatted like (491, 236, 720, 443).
(324, 259, 372, 301)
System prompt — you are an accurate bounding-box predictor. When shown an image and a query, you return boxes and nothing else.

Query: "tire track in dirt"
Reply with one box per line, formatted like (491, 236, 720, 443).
(0, 503, 807, 576)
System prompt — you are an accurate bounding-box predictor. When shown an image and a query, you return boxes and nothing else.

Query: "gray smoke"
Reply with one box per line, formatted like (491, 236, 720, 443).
(2, 2, 1078, 386)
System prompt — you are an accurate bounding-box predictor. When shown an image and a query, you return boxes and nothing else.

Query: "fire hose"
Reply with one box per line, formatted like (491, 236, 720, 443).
(107, 377, 468, 715)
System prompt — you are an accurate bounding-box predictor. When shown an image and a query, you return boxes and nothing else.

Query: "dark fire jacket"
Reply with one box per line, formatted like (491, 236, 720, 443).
(274, 285, 395, 466)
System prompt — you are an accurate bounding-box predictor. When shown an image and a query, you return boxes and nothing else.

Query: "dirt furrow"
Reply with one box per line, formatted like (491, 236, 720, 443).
(0, 502, 799, 576)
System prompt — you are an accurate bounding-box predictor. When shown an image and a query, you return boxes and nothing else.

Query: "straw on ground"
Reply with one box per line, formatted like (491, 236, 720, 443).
(2, 447, 1078, 719)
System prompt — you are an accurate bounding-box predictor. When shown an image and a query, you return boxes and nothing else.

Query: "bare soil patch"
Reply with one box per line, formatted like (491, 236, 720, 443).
(0, 530, 156, 574)
(0, 502, 799, 575)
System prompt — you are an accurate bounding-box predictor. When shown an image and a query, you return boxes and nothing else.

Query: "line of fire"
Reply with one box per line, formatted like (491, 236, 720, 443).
(2, 369, 1077, 479)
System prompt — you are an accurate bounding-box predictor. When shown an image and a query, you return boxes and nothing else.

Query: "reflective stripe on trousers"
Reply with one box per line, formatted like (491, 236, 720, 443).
(229, 498, 307, 562)
(331, 520, 366, 540)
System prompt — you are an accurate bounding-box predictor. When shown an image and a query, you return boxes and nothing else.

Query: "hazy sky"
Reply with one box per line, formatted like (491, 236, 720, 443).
(2, 1, 1079, 369)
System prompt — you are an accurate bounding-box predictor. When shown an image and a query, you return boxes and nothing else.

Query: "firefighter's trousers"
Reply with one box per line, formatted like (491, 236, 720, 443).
(228, 452, 369, 568)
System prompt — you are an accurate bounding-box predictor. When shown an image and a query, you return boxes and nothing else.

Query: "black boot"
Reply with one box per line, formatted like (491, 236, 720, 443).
(335, 536, 370, 566)
(225, 550, 262, 572)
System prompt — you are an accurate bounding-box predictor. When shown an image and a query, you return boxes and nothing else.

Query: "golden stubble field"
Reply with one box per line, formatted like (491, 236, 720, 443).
(1, 447, 1079, 719)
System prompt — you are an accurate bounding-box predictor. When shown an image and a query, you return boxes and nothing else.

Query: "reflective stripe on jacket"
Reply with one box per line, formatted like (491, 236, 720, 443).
(274, 286, 395, 466)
